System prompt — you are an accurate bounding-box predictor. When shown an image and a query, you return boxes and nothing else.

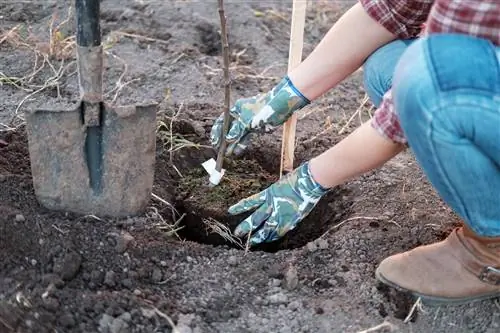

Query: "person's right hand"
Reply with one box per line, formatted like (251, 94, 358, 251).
(210, 76, 310, 157)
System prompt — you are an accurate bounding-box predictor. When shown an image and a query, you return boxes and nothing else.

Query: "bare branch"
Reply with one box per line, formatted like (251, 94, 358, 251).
(215, 0, 231, 173)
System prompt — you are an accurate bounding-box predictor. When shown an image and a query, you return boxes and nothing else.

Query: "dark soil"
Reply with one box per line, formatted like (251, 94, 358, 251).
(0, 1, 499, 333)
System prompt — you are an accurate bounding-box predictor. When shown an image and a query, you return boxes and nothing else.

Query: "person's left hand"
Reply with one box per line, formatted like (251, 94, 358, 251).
(229, 162, 329, 246)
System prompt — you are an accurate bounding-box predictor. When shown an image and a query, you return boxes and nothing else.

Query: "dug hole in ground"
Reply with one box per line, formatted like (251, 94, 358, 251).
(0, 1, 499, 332)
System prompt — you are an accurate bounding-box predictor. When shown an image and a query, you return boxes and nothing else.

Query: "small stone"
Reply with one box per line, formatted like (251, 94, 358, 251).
(177, 324, 192, 333)
(114, 232, 135, 254)
(119, 312, 132, 322)
(91, 270, 104, 285)
(151, 268, 162, 283)
(306, 242, 317, 252)
(127, 270, 138, 279)
(186, 256, 194, 263)
(42, 297, 60, 311)
(30, 259, 37, 266)
(178, 313, 195, 326)
(140, 307, 156, 318)
(104, 271, 117, 287)
(133, 289, 142, 296)
(267, 293, 288, 305)
(285, 265, 298, 290)
(59, 252, 82, 281)
(41, 274, 64, 288)
(121, 278, 133, 289)
(110, 317, 129, 333)
(192, 122, 205, 137)
(316, 239, 329, 250)
(271, 279, 281, 287)
(228, 256, 238, 266)
(287, 300, 301, 311)
(59, 313, 75, 328)
(99, 313, 114, 333)
(160, 260, 168, 267)
(15, 214, 25, 222)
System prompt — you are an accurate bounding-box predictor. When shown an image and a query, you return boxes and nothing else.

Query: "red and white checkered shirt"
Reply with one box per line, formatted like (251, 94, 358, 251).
(360, 0, 500, 143)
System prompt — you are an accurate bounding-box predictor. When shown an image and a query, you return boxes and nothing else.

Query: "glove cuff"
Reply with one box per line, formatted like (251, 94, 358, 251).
(298, 162, 330, 198)
(284, 75, 310, 104)
(260, 76, 310, 126)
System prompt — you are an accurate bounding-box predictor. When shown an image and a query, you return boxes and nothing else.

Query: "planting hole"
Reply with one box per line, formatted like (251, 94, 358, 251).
(170, 149, 352, 253)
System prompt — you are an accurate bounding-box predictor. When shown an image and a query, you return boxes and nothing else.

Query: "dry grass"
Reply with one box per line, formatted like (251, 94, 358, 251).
(201, 59, 280, 82)
(0, 6, 139, 131)
(201, 217, 244, 249)
(147, 193, 188, 240)
(0, 6, 77, 129)
(156, 117, 210, 157)
(299, 93, 374, 146)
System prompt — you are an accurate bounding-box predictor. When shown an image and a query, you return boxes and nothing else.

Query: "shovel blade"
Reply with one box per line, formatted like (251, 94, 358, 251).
(25, 102, 157, 217)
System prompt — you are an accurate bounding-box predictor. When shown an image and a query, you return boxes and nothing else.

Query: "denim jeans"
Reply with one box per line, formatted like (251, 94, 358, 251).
(363, 34, 500, 237)
(363, 38, 417, 107)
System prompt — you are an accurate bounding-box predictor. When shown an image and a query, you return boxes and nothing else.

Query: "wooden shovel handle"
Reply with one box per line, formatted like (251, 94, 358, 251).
(280, 0, 307, 176)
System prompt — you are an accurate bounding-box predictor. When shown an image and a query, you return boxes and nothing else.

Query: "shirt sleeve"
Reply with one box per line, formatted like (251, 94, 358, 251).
(360, 0, 434, 39)
(371, 88, 408, 144)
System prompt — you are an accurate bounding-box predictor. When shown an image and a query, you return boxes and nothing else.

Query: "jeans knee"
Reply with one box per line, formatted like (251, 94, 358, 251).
(363, 39, 416, 107)
(363, 53, 387, 107)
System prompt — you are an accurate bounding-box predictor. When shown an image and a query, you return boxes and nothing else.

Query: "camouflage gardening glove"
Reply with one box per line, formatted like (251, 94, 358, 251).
(229, 161, 329, 246)
(210, 76, 310, 156)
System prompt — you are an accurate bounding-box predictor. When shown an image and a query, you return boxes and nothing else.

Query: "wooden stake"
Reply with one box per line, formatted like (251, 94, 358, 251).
(280, 0, 307, 176)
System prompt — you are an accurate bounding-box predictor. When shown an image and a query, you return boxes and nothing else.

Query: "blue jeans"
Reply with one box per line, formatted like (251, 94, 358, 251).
(363, 34, 500, 237)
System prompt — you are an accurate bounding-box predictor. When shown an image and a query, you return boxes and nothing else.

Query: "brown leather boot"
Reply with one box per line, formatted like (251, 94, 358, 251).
(375, 226, 500, 305)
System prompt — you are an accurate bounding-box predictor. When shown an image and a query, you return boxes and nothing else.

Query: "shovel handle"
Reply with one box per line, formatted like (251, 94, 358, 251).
(75, 0, 101, 47)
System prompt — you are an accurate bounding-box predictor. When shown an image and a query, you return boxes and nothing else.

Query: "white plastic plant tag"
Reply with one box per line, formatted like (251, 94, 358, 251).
(202, 158, 225, 185)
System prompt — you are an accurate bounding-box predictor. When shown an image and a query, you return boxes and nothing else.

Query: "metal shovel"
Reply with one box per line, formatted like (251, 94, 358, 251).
(24, 0, 157, 217)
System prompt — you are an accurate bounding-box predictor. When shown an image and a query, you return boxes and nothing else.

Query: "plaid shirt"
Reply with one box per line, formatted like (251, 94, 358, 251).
(360, 0, 500, 143)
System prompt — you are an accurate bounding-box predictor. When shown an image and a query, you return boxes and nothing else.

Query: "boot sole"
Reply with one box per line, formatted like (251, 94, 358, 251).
(375, 270, 500, 306)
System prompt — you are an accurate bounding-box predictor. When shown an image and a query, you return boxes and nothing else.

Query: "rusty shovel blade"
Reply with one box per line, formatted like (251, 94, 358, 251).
(24, 100, 157, 217)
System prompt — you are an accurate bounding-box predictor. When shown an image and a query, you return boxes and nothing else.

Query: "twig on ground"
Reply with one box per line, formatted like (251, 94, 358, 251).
(319, 216, 386, 239)
(111, 31, 171, 45)
(357, 320, 398, 333)
(338, 94, 370, 135)
(215, 0, 232, 175)
(151, 193, 178, 215)
(0, 314, 14, 332)
(0, 123, 17, 132)
(201, 63, 279, 81)
(51, 224, 69, 234)
(244, 231, 252, 255)
(494, 299, 500, 311)
(151, 307, 180, 333)
(404, 297, 423, 323)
